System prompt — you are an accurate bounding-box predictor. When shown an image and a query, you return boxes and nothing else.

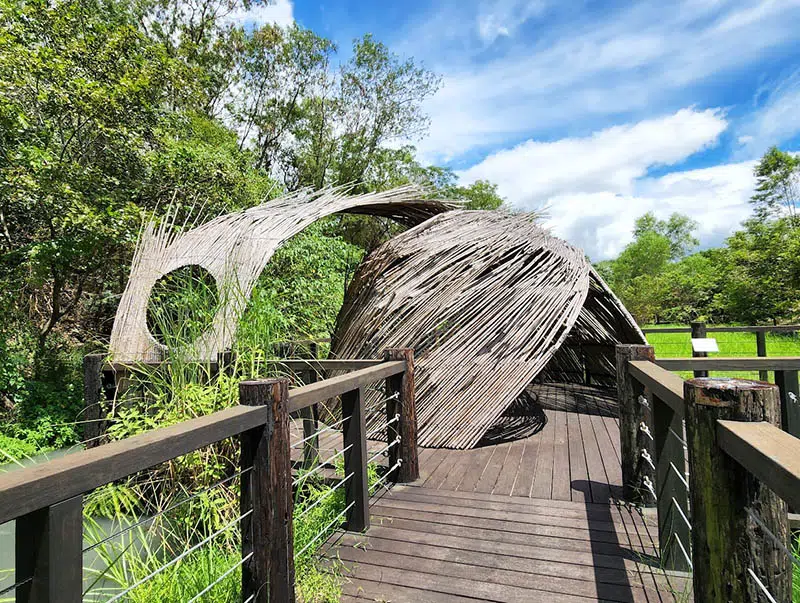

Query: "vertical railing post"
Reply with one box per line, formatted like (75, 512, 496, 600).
(775, 369, 800, 438)
(690, 321, 708, 378)
(16, 495, 82, 603)
(615, 344, 656, 506)
(685, 378, 790, 603)
(240, 378, 294, 603)
(342, 387, 369, 532)
(651, 394, 691, 571)
(755, 330, 768, 381)
(384, 348, 419, 483)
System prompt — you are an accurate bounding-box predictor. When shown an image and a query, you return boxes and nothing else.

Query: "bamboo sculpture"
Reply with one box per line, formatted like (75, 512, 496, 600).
(332, 210, 644, 448)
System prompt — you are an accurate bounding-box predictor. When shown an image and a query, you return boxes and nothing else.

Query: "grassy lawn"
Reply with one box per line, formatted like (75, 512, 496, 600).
(643, 324, 800, 380)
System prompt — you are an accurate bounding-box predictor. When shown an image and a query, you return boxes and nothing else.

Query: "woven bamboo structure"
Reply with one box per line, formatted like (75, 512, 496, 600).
(332, 210, 645, 449)
(110, 185, 454, 361)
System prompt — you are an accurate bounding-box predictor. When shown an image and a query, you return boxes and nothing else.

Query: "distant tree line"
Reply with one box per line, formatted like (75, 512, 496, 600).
(596, 147, 800, 325)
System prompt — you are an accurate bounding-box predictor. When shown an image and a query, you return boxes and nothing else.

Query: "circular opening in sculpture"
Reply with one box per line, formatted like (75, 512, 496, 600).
(146, 265, 220, 349)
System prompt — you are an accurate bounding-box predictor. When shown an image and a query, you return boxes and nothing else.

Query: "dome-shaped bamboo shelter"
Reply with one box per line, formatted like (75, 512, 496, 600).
(331, 210, 645, 449)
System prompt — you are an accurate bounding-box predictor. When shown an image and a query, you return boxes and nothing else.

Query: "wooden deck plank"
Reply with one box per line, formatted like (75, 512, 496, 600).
(452, 444, 493, 492)
(552, 410, 572, 500)
(531, 409, 556, 498)
(512, 435, 538, 497)
(493, 439, 524, 495)
(424, 447, 464, 489)
(474, 442, 511, 493)
(567, 411, 592, 503)
(580, 411, 612, 503)
(592, 413, 624, 500)
(438, 449, 476, 491)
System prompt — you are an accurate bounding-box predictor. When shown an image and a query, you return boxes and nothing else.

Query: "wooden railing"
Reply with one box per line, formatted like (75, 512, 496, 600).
(617, 345, 800, 602)
(1, 351, 417, 603)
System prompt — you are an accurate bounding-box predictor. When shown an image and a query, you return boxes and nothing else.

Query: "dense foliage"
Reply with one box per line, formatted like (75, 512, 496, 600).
(597, 147, 800, 324)
(0, 0, 504, 452)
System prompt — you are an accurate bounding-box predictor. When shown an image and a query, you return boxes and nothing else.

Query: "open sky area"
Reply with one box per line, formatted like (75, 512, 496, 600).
(238, 0, 800, 260)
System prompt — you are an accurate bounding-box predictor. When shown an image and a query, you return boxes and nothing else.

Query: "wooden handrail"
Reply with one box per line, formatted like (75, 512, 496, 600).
(717, 420, 800, 510)
(0, 405, 268, 525)
(272, 359, 383, 371)
(288, 360, 405, 412)
(643, 325, 800, 334)
(628, 360, 685, 415)
(657, 356, 800, 371)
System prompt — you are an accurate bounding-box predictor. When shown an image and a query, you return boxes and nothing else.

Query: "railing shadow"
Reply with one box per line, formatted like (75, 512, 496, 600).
(571, 479, 662, 603)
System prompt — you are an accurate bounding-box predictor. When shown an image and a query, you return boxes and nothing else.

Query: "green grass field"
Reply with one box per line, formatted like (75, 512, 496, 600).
(643, 325, 800, 380)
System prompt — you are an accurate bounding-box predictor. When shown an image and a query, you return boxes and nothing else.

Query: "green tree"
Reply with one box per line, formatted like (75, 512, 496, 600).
(633, 212, 699, 259)
(751, 146, 799, 223)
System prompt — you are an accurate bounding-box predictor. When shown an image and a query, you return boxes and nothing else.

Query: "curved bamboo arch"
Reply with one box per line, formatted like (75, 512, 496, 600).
(110, 185, 455, 361)
(331, 210, 645, 448)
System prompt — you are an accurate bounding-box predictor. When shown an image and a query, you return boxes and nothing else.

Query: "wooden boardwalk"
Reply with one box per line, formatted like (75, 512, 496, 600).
(314, 384, 692, 602)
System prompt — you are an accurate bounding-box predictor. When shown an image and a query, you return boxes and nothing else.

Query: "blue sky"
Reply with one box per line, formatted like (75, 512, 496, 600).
(248, 0, 800, 260)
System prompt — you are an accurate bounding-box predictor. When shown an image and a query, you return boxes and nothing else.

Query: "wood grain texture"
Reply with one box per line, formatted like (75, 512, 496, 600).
(384, 348, 419, 482)
(685, 378, 789, 603)
(656, 357, 800, 371)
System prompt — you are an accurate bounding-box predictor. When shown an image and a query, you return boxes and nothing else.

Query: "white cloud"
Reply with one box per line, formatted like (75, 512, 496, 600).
(476, 1, 547, 43)
(459, 108, 728, 204)
(542, 162, 757, 261)
(227, 0, 294, 28)
(404, 0, 800, 164)
(737, 70, 800, 157)
(456, 109, 756, 260)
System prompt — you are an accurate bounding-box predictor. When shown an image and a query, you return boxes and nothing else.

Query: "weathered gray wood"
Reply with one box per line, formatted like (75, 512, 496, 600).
(690, 321, 708, 378)
(82, 354, 106, 448)
(652, 393, 690, 571)
(657, 357, 800, 371)
(0, 404, 268, 525)
(342, 387, 369, 532)
(775, 369, 800, 439)
(756, 331, 768, 381)
(16, 496, 82, 603)
(240, 379, 294, 603)
(287, 361, 404, 412)
(628, 360, 684, 416)
(717, 420, 800, 511)
(615, 345, 656, 506)
(271, 359, 382, 371)
(685, 378, 790, 603)
(643, 325, 800, 334)
(384, 349, 419, 482)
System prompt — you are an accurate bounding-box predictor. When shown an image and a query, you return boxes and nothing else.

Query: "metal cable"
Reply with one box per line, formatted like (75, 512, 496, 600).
(296, 473, 354, 520)
(290, 416, 349, 449)
(104, 509, 252, 603)
(0, 577, 32, 597)
(370, 460, 402, 493)
(243, 595, 255, 603)
(366, 415, 399, 440)
(186, 552, 253, 603)
(674, 534, 693, 570)
(292, 445, 353, 486)
(367, 437, 400, 464)
(669, 462, 690, 490)
(747, 568, 778, 603)
(746, 508, 800, 569)
(668, 427, 687, 448)
(671, 497, 692, 531)
(83, 467, 253, 553)
(294, 501, 354, 560)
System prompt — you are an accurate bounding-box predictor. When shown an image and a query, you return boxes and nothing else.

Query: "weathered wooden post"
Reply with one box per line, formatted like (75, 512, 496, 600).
(615, 344, 656, 506)
(754, 330, 768, 381)
(16, 496, 82, 602)
(690, 321, 708, 378)
(685, 378, 790, 603)
(775, 369, 800, 438)
(341, 387, 369, 532)
(239, 378, 294, 603)
(384, 348, 419, 483)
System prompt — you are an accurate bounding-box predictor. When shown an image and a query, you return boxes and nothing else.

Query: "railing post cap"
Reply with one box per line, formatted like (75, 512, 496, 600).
(239, 377, 288, 386)
(684, 377, 778, 406)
